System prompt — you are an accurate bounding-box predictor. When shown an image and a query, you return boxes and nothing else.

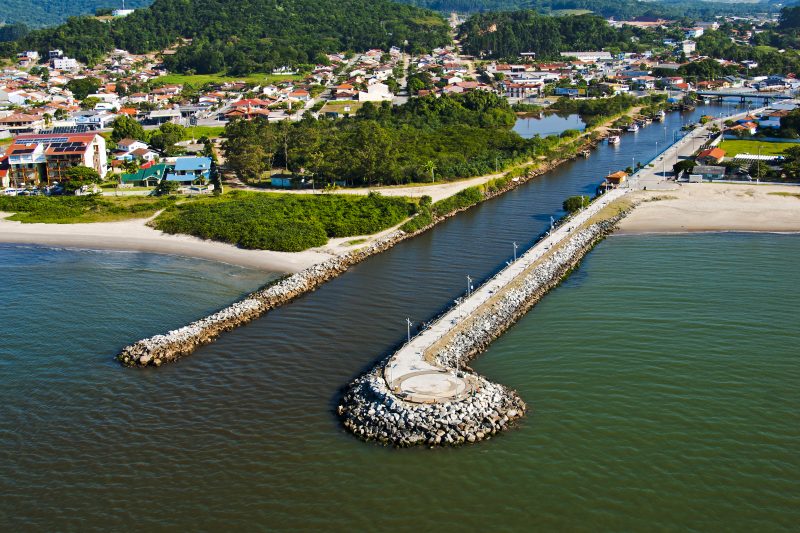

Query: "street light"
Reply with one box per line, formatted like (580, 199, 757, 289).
(466, 275, 473, 298)
(512, 241, 518, 261)
(406, 317, 412, 343)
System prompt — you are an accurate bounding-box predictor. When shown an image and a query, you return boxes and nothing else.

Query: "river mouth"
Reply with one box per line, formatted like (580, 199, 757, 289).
(7, 104, 789, 530)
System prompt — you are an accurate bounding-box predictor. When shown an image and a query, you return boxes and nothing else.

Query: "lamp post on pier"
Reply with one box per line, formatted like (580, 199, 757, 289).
(512, 241, 518, 261)
(406, 318, 412, 343)
(466, 275, 473, 298)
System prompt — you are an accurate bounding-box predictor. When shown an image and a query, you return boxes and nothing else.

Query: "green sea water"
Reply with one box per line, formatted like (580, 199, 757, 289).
(2, 233, 798, 531)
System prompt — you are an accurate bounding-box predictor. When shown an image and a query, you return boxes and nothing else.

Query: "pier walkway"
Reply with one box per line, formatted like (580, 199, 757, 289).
(383, 187, 629, 404)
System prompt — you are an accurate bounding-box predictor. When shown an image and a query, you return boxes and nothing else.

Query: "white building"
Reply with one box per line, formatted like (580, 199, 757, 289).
(52, 57, 79, 71)
(358, 82, 392, 102)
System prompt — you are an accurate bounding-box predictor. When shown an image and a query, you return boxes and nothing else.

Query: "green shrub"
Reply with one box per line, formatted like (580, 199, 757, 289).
(432, 186, 483, 217)
(152, 191, 416, 252)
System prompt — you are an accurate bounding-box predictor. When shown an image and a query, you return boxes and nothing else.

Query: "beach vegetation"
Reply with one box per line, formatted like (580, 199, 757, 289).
(0, 195, 175, 223)
(152, 191, 417, 252)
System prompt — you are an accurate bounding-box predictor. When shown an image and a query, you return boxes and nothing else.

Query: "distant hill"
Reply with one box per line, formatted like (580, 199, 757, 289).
(1, 0, 785, 28)
(1, 0, 152, 28)
(398, 0, 783, 18)
(2, 0, 451, 75)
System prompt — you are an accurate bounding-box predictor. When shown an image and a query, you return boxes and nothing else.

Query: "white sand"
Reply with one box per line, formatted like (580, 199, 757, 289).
(0, 214, 330, 272)
(618, 183, 800, 234)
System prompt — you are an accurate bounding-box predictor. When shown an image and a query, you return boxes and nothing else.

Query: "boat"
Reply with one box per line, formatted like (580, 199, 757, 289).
(626, 122, 639, 132)
(580, 149, 590, 157)
(653, 110, 666, 122)
(607, 135, 620, 145)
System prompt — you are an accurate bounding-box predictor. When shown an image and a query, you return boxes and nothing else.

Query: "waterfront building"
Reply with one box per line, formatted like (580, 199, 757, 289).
(165, 157, 212, 186)
(5, 132, 107, 187)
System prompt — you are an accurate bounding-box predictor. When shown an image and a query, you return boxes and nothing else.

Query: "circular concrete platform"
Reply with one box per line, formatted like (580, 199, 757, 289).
(393, 370, 473, 403)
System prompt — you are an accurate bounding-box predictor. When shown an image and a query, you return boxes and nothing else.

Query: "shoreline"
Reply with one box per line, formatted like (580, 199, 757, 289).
(0, 214, 330, 273)
(617, 184, 800, 235)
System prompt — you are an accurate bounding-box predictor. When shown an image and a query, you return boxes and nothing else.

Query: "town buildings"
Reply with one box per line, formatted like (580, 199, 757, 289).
(3, 132, 107, 187)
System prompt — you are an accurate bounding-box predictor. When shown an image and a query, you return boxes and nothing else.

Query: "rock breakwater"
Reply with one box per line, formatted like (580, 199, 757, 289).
(117, 128, 616, 368)
(339, 208, 630, 447)
(117, 231, 408, 367)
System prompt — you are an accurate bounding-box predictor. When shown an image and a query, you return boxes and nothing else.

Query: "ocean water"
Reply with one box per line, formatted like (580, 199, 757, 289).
(1, 234, 798, 531)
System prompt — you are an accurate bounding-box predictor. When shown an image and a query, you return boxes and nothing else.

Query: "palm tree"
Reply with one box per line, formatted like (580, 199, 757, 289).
(423, 160, 437, 183)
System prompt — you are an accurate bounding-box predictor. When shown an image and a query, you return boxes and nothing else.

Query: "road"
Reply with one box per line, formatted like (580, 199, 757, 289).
(629, 107, 767, 191)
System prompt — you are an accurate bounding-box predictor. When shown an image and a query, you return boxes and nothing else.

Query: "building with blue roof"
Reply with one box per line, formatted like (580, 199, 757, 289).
(165, 156, 212, 185)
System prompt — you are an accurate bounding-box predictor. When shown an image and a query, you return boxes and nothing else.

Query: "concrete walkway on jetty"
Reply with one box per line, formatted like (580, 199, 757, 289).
(383, 187, 629, 404)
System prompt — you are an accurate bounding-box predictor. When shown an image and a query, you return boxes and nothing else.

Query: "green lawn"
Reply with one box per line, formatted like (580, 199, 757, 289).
(718, 139, 797, 157)
(155, 72, 303, 87)
(0, 196, 174, 223)
(183, 125, 226, 139)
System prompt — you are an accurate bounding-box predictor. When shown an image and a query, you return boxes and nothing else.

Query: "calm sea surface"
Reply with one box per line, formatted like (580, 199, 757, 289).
(3, 104, 796, 531)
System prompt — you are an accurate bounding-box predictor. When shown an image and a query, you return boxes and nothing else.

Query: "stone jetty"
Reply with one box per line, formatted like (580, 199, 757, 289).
(117, 230, 409, 367)
(339, 189, 632, 446)
(117, 135, 606, 368)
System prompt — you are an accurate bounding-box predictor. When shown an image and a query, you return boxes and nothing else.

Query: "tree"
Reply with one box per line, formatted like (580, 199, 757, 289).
(122, 159, 140, 174)
(749, 161, 769, 181)
(563, 195, 590, 213)
(65, 77, 101, 100)
(156, 180, 180, 196)
(423, 160, 437, 182)
(111, 115, 146, 143)
(673, 159, 696, 177)
(149, 122, 186, 156)
(62, 166, 101, 193)
(80, 97, 101, 110)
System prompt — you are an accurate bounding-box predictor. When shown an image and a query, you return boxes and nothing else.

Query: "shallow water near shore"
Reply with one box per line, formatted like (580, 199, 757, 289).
(4, 104, 797, 530)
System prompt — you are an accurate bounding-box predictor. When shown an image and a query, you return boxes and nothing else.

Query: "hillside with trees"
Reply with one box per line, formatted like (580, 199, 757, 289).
(1, 0, 450, 73)
(458, 11, 658, 59)
(399, 0, 780, 18)
(0, 0, 152, 28)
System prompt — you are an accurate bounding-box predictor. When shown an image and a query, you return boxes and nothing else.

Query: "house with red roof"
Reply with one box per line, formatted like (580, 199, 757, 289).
(5, 132, 107, 187)
(696, 147, 726, 164)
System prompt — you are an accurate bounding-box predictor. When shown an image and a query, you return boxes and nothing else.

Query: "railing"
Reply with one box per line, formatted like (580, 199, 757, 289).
(384, 188, 627, 379)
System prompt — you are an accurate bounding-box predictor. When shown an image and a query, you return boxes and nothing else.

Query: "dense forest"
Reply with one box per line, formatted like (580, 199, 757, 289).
(458, 11, 659, 58)
(0, 0, 152, 28)
(1, 0, 450, 74)
(222, 90, 647, 187)
(224, 92, 536, 186)
(398, 0, 781, 18)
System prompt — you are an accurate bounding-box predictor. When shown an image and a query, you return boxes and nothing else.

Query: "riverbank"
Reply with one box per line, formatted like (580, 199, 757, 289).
(618, 183, 800, 234)
(3, 102, 650, 368)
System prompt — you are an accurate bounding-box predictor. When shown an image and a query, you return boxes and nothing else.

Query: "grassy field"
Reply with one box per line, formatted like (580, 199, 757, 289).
(319, 100, 365, 115)
(718, 139, 797, 156)
(183, 125, 226, 139)
(0, 196, 174, 223)
(155, 72, 303, 87)
(552, 9, 593, 15)
(153, 191, 417, 252)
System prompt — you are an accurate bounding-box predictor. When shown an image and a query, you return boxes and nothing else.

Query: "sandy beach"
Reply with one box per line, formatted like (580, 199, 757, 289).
(618, 183, 800, 234)
(0, 213, 333, 272)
